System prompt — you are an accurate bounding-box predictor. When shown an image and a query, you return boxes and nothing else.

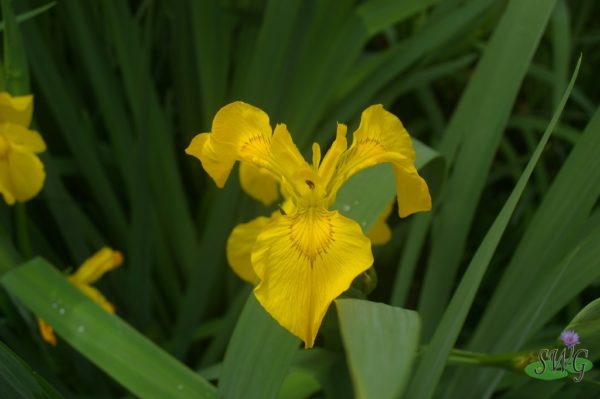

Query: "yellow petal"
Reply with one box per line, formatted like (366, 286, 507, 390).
(0, 159, 15, 205)
(211, 101, 273, 163)
(393, 162, 432, 217)
(1, 146, 45, 203)
(270, 124, 310, 176)
(252, 208, 373, 348)
(367, 201, 394, 245)
(239, 162, 279, 206)
(73, 282, 116, 313)
(186, 102, 321, 208)
(0, 92, 33, 127)
(280, 198, 296, 215)
(70, 247, 123, 284)
(186, 102, 279, 190)
(38, 319, 57, 346)
(185, 133, 236, 188)
(331, 105, 431, 217)
(320, 123, 348, 195)
(312, 143, 321, 171)
(270, 124, 320, 203)
(2, 124, 46, 153)
(226, 216, 271, 284)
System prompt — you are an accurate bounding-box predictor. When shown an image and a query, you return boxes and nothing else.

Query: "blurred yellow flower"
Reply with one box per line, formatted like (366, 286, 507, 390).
(38, 247, 123, 346)
(187, 102, 431, 347)
(0, 92, 46, 205)
(367, 201, 394, 245)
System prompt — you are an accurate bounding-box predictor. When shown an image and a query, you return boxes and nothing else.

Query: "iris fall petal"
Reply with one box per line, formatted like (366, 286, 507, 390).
(252, 209, 373, 347)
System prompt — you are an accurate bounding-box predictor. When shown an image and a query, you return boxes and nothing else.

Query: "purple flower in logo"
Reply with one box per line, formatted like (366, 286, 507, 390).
(560, 330, 580, 349)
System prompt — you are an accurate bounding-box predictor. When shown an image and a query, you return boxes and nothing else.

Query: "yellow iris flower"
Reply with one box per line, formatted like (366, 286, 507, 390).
(0, 92, 46, 205)
(38, 247, 123, 346)
(186, 102, 431, 347)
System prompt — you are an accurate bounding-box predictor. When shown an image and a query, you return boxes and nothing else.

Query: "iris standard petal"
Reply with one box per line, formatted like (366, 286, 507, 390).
(252, 208, 373, 348)
(367, 201, 394, 245)
(270, 123, 323, 203)
(239, 162, 279, 206)
(270, 123, 306, 172)
(319, 123, 348, 193)
(226, 215, 271, 284)
(330, 105, 431, 217)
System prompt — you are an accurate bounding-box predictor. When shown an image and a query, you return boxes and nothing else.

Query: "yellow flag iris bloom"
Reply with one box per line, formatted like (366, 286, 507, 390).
(0, 92, 46, 205)
(38, 247, 123, 346)
(186, 102, 431, 347)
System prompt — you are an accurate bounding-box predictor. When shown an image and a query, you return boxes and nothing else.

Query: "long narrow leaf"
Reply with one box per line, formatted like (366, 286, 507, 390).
(418, 0, 559, 337)
(1, 258, 217, 399)
(218, 294, 299, 399)
(1, 0, 29, 94)
(0, 2, 55, 32)
(449, 96, 600, 398)
(404, 56, 580, 399)
(0, 341, 63, 399)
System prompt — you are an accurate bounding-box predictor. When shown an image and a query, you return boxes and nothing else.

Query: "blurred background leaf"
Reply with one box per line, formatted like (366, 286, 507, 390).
(0, 341, 63, 399)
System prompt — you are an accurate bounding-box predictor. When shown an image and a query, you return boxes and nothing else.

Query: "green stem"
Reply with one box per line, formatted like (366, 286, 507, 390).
(0, 224, 20, 276)
(15, 203, 32, 259)
(423, 346, 543, 372)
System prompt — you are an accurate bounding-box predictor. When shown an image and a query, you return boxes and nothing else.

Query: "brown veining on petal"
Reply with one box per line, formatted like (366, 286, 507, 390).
(327, 137, 386, 194)
(288, 208, 335, 266)
(347, 137, 387, 160)
(239, 134, 270, 157)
